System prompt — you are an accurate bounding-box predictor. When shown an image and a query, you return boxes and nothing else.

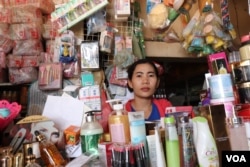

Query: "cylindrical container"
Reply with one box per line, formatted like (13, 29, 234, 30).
(177, 115, 196, 167)
(239, 35, 250, 61)
(228, 51, 242, 84)
(13, 153, 24, 167)
(192, 117, 219, 167)
(208, 74, 234, 100)
(23, 142, 40, 159)
(226, 116, 249, 150)
(165, 116, 180, 167)
(108, 102, 130, 144)
(239, 60, 250, 82)
(81, 110, 103, 153)
(0, 147, 13, 167)
(237, 82, 250, 104)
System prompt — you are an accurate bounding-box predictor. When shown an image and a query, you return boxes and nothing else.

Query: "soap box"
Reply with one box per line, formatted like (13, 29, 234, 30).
(64, 125, 80, 145)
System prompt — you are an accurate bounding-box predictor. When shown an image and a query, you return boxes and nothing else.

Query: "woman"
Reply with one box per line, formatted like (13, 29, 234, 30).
(125, 59, 172, 121)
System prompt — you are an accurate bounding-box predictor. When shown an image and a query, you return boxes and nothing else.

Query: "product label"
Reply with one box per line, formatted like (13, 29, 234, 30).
(181, 126, 196, 166)
(110, 123, 125, 143)
(81, 134, 102, 153)
(130, 120, 146, 144)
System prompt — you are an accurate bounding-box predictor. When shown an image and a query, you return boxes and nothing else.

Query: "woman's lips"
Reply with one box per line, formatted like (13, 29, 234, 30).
(141, 87, 150, 91)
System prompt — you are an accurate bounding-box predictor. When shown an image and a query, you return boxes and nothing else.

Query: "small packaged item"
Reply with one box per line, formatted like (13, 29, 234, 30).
(59, 30, 77, 63)
(8, 67, 38, 84)
(99, 23, 114, 53)
(38, 63, 63, 90)
(78, 85, 101, 110)
(64, 125, 80, 145)
(80, 41, 99, 70)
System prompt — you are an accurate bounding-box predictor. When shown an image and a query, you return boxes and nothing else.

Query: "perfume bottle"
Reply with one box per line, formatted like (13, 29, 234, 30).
(34, 131, 66, 167)
(25, 148, 41, 167)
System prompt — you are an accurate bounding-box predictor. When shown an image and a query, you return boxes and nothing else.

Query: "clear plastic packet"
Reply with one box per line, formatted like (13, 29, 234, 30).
(80, 41, 99, 70)
(86, 9, 106, 35)
(8, 67, 38, 84)
(38, 62, 63, 90)
(0, 37, 14, 54)
(12, 39, 44, 56)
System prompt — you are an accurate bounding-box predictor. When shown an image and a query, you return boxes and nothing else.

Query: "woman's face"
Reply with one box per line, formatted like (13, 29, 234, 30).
(128, 63, 159, 98)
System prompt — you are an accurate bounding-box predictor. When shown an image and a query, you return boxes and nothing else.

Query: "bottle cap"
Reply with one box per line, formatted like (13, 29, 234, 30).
(34, 131, 45, 142)
(85, 110, 101, 122)
(165, 116, 175, 124)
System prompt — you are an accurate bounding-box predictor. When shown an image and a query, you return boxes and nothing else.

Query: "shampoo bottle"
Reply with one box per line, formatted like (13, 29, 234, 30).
(165, 116, 180, 167)
(80, 110, 103, 154)
(192, 116, 219, 167)
(107, 99, 130, 144)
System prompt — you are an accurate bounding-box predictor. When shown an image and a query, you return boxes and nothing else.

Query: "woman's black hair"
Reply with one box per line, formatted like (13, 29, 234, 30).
(127, 58, 159, 92)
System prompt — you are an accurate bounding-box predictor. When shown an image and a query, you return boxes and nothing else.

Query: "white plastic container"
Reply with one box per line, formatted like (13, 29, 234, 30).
(192, 117, 219, 167)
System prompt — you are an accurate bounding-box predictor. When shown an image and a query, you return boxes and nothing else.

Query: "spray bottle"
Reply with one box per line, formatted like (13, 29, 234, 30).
(107, 99, 130, 144)
(80, 110, 103, 154)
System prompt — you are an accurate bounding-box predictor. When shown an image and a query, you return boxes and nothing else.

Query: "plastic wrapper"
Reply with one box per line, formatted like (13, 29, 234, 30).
(42, 16, 60, 40)
(0, 36, 14, 53)
(63, 61, 80, 78)
(80, 41, 99, 70)
(0, 100, 22, 131)
(8, 67, 38, 84)
(11, 6, 43, 23)
(7, 54, 40, 68)
(0, 24, 10, 38)
(45, 40, 56, 55)
(86, 9, 106, 35)
(0, 52, 6, 68)
(9, 22, 43, 40)
(0, 8, 11, 23)
(4, 0, 55, 14)
(12, 39, 44, 56)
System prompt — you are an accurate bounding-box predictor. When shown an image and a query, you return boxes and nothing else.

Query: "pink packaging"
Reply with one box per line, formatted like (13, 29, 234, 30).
(7, 54, 40, 68)
(11, 6, 43, 23)
(0, 37, 14, 53)
(0, 8, 11, 23)
(4, 0, 55, 14)
(0, 52, 6, 68)
(10, 22, 42, 40)
(8, 67, 38, 84)
(207, 52, 231, 75)
(45, 40, 55, 55)
(12, 39, 43, 56)
(0, 24, 10, 38)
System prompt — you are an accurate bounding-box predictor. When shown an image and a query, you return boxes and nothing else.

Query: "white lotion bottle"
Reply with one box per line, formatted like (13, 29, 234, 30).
(192, 116, 219, 167)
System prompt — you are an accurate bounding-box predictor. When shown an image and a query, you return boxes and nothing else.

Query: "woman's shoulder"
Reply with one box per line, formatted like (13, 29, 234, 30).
(152, 98, 172, 107)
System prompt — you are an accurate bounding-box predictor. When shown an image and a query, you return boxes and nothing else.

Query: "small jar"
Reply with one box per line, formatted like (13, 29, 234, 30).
(239, 35, 250, 61)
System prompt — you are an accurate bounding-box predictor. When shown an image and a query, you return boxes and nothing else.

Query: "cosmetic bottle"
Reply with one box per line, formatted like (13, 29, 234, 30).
(34, 131, 66, 167)
(165, 116, 180, 167)
(0, 146, 13, 167)
(177, 115, 196, 167)
(80, 110, 103, 154)
(226, 115, 249, 150)
(192, 116, 219, 167)
(25, 148, 40, 167)
(107, 99, 130, 144)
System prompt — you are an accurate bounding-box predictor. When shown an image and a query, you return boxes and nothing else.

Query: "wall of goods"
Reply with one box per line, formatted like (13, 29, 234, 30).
(0, 0, 250, 167)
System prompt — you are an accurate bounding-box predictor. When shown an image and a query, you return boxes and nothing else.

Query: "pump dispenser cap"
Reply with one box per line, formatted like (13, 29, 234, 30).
(165, 116, 175, 124)
(85, 110, 100, 122)
(106, 99, 123, 110)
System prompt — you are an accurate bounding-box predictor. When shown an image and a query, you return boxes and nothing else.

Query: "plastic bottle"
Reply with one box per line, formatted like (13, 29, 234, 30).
(177, 115, 197, 167)
(165, 116, 180, 167)
(192, 117, 219, 167)
(107, 99, 130, 144)
(80, 110, 104, 154)
(226, 112, 249, 150)
(34, 131, 66, 167)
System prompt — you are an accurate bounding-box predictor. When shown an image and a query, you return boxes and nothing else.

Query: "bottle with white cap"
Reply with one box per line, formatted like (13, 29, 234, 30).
(107, 99, 130, 144)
